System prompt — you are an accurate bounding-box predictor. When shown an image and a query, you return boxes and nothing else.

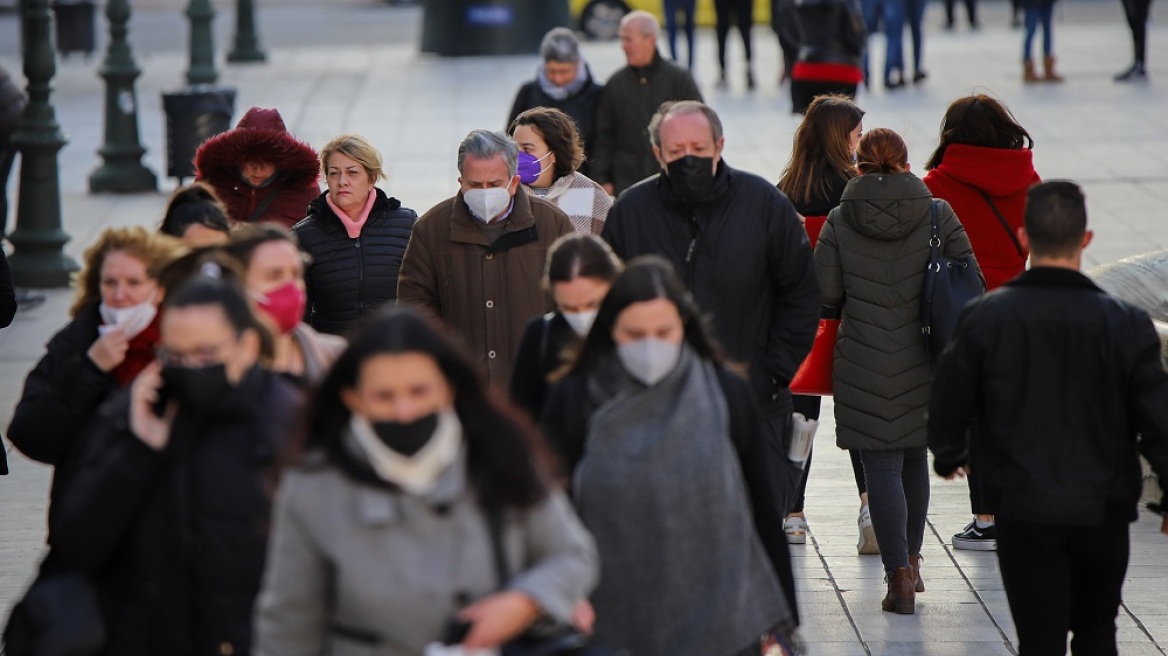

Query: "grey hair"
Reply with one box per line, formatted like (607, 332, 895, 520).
(620, 10, 660, 38)
(540, 27, 581, 63)
(648, 101, 724, 148)
(457, 130, 519, 177)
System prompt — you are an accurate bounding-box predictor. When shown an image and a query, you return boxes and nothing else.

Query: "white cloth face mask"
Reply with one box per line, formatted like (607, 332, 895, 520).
(98, 292, 158, 339)
(617, 338, 682, 387)
(562, 310, 599, 337)
(464, 187, 512, 223)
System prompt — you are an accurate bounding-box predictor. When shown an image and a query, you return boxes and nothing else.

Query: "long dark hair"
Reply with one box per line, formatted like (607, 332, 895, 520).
(544, 233, 623, 290)
(778, 95, 863, 206)
(924, 94, 1033, 170)
(308, 309, 551, 510)
(568, 256, 724, 376)
(159, 182, 232, 238)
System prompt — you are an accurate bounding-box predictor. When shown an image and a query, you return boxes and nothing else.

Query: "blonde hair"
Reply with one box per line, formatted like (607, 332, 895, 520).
(71, 227, 188, 318)
(320, 134, 386, 184)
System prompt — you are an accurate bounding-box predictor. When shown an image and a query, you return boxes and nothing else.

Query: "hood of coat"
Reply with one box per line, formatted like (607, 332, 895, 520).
(194, 108, 320, 192)
(837, 172, 934, 241)
(927, 144, 1037, 197)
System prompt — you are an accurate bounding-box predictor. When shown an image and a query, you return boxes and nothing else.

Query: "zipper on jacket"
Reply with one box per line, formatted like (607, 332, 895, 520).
(684, 211, 700, 289)
(355, 238, 365, 313)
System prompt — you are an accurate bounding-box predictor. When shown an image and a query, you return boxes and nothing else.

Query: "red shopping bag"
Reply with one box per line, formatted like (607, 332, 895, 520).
(789, 307, 840, 396)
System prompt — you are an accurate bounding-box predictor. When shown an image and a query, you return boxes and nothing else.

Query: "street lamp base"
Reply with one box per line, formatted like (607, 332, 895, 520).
(7, 229, 79, 288)
(227, 47, 266, 63)
(88, 162, 158, 193)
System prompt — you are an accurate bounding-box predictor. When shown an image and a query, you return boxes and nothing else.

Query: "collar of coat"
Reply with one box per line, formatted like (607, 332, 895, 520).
(1005, 266, 1102, 292)
(629, 50, 667, 78)
(450, 185, 541, 253)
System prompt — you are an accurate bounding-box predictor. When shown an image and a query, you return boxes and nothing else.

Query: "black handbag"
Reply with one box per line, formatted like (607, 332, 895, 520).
(920, 200, 985, 367)
(484, 510, 623, 656)
(3, 571, 106, 656)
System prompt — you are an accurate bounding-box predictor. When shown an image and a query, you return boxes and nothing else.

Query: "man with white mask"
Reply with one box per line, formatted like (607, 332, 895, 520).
(398, 130, 573, 389)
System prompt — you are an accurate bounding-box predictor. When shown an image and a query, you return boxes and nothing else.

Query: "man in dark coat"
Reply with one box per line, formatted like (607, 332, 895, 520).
(601, 100, 821, 620)
(929, 180, 1168, 656)
(506, 28, 602, 177)
(592, 11, 703, 197)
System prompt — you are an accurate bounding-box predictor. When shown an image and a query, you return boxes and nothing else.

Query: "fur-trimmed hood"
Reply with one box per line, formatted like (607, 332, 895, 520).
(194, 107, 320, 191)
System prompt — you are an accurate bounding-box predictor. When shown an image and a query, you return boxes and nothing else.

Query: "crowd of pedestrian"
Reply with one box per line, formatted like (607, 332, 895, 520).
(2, 12, 1168, 656)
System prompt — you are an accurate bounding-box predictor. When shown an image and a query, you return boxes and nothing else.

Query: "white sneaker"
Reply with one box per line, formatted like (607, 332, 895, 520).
(857, 506, 880, 555)
(783, 516, 808, 544)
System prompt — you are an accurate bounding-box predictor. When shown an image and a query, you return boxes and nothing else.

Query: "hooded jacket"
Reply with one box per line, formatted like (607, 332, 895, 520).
(194, 107, 321, 229)
(923, 144, 1040, 290)
(592, 52, 703, 196)
(293, 189, 418, 336)
(815, 172, 979, 451)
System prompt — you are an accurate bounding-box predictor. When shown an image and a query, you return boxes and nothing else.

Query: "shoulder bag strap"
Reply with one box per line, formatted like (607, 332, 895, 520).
(977, 190, 1025, 257)
(246, 181, 287, 223)
(484, 505, 511, 590)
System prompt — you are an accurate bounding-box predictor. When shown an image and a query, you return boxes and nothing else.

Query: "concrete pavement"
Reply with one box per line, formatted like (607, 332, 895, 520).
(3, 1, 1168, 653)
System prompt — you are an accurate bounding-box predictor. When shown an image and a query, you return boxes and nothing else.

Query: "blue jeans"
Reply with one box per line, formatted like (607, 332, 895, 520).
(860, 0, 883, 83)
(664, 0, 697, 70)
(905, 0, 927, 74)
(883, 0, 907, 81)
(859, 447, 930, 574)
(1023, 3, 1054, 59)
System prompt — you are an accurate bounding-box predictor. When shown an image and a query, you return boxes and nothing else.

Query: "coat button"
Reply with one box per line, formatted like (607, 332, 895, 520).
(219, 643, 234, 656)
(486, 300, 494, 308)
(485, 252, 493, 260)
(488, 350, 497, 359)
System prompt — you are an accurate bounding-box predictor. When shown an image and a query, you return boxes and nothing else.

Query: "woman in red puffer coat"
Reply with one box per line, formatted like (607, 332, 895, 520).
(194, 107, 321, 229)
(923, 95, 1040, 292)
(922, 94, 1040, 554)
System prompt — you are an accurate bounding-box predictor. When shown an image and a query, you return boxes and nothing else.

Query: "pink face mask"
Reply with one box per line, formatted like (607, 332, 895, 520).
(255, 281, 306, 335)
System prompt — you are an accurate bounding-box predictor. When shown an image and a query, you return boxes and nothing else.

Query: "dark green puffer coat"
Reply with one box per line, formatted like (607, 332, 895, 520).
(815, 172, 980, 451)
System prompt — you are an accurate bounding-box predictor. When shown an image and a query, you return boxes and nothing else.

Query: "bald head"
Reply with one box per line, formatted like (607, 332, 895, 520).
(620, 11, 659, 67)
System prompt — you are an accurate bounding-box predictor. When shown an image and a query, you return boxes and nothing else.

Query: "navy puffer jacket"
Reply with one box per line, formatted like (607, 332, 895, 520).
(293, 189, 417, 336)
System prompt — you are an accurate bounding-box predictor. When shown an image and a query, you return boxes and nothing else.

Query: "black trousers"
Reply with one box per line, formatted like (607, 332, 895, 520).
(1120, 0, 1153, 63)
(997, 517, 1130, 656)
(714, 0, 754, 71)
(944, 0, 978, 26)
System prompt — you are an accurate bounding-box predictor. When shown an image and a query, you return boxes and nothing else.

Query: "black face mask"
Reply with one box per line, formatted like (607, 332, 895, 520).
(161, 363, 233, 410)
(665, 155, 716, 203)
(371, 413, 440, 457)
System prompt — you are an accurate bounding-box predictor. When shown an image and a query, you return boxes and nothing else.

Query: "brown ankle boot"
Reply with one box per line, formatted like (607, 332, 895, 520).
(1043, 56, 1064, 82)
(882, 567, 916, 614)
(908, 554, 925, 592)
(1023, 59, 1041, 83)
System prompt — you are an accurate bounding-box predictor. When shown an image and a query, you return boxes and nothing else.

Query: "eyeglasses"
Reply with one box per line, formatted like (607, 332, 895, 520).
(155, 340, 236, 368)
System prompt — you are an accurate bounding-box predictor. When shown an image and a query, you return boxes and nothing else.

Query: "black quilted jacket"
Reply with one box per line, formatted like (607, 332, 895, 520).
(293, 189, 417, 336)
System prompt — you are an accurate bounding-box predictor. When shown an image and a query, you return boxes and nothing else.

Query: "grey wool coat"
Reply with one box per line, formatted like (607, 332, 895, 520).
(815, 172, 980, 451)
(254, 451, 598, 656)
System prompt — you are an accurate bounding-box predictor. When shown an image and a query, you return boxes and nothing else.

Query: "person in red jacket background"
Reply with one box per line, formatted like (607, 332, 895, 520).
(923, 93, 1040, 552)
(194, 107, 321, 230)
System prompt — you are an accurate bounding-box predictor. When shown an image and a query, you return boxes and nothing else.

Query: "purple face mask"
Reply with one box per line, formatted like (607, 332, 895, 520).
(517, 151, 552, 185)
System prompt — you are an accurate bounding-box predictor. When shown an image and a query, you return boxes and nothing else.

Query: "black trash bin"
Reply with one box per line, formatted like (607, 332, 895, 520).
(52, 0, 96, 57)
(421, 0, 571, 56)
(161, 86, 236, 183)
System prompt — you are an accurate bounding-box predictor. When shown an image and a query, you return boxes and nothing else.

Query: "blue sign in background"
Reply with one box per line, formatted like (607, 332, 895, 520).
(465, 5, 515, 26)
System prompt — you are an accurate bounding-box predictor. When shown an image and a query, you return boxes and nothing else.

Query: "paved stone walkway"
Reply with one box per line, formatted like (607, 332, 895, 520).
(2, 1, 1167, 653)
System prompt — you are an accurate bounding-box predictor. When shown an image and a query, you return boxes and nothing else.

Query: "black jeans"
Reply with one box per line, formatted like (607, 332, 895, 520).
(944, 0, 977, 26)
(1120, 0, 1153, 63)
(859, 447, 930, 573)
(997, 517, 1130, 656)
(714, 0, 754, 72)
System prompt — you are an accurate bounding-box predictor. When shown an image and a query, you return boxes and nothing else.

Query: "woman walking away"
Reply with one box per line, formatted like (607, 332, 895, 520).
(543, 257, 799, 654)
(509, 107, 613, 235)
(777, 95, 876, 555)
(788, 0, 866, 114)
(815, 128, 981, 614)
(293, 134, 417, 336)
(224, 224, 347, 387)
(194, 106, 321, 229)
(255, 309, 597, 656)
(1021, 0, 1062, 82)
(158, 182, 232, 248)
(510, 233, 622, 422)
(923, 94, 1040, 552)
(49, 272, 304, 656)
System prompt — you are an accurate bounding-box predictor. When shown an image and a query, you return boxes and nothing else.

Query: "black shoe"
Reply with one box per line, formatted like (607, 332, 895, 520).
(746, 69, 756, 90)
(952, 521, 997, 551)
(913, 70, 928, 84)
(1115, 63, 1147, 82)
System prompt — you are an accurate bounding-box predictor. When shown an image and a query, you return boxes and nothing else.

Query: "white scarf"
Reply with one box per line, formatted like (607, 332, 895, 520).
(348, 409, 462, 495)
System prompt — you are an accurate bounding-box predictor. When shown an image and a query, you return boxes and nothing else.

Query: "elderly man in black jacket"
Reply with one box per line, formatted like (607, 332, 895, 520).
(929, 180, 1168, 656)
(601, 100, 820, 621)
(592, 11, 702, 197)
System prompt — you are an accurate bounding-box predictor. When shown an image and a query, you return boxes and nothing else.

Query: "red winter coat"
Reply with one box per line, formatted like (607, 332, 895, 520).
(193, 107, 320, 229)
(923, 144, 1040, 290)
